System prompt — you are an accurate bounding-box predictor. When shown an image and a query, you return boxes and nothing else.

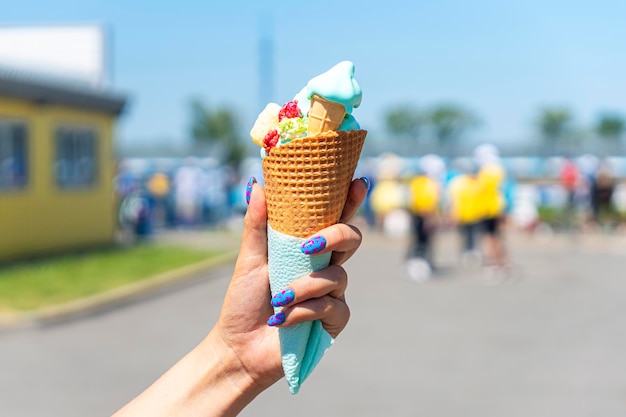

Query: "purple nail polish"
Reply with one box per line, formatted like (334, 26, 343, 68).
(245, 177, 256, 205)
(271, 288, 295, 308)
(301, 235, 327, 255)
(267, 311, 286, 326)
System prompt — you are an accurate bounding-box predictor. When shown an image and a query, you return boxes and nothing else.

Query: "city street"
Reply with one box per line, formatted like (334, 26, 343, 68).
(2, 228, 626, 416)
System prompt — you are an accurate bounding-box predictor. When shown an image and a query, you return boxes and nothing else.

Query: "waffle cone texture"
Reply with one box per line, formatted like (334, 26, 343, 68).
(262, 129, 367, 238)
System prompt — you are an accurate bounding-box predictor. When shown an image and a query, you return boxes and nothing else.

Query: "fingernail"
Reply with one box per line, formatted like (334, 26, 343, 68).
(245, 177, 257, 205)
(271, 288, 295, 308)
(267, 311, 286, 326)
(360, 176, 371, 191)
(301, 236, 327, 255)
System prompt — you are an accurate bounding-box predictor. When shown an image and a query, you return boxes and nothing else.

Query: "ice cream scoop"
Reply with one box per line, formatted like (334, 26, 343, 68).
(250, 103, 281, 147)
(250, 60, 363, 154)
(306, 60, 362, 115)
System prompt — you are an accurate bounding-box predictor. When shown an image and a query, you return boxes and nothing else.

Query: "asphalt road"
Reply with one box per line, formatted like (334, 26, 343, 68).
(2, 229, 626, 417)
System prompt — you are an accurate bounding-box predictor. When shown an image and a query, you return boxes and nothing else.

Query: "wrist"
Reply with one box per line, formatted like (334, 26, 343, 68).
(113, 331, 265, 417)
(198, 330, 266, 415)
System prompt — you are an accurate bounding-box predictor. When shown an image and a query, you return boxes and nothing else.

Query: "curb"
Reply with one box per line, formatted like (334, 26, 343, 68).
(0, 250, 239, 330)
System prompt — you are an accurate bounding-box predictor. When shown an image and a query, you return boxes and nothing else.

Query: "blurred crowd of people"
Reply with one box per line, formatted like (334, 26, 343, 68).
(359, 144, 624, 283)
(364, 144, 513, 282)
(558, 155, 619, 231)
(114, 157, 256, 238)
(114, 146, 622, 276)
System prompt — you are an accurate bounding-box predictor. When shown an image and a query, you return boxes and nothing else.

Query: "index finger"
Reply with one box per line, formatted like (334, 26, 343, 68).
(339, 177, 369, 223)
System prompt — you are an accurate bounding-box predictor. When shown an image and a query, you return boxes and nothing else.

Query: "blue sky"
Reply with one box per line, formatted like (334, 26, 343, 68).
(3, 0, 626, 151)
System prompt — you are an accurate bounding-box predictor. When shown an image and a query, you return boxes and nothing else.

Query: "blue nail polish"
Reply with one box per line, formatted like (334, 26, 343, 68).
(360, 176, 371, 191)
(271, 288, 295, 307)
(301, 236, 327, 255)
(245, 177, 256, 205)
(267, 311, 286, 326)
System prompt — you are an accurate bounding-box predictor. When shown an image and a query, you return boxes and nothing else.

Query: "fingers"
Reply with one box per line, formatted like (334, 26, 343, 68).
(268, 297, 350, 339)
(339, 177, 369, 224)
(301, 223, 363, 256)
(234, 181, 268, 271)
(267, 264, 350, 339)
(271, 264, 348, 305)
(239, 177, 368, 339)
(227, 181, 271, 316)
(300, 223, 362, 266)
(271, 182, 365, 338)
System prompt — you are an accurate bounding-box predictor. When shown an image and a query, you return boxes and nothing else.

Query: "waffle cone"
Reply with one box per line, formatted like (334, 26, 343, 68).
(307, 95, 347, 136)
(262, 129, 367, 237)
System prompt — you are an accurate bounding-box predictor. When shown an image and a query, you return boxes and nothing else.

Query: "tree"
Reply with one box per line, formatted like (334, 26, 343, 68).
(536, 108, 573, 155)
(384, 105, 422, 154)
(595, 113, 625, 154)
(426, 104, 478, 155)
(189, 99, 247, 167)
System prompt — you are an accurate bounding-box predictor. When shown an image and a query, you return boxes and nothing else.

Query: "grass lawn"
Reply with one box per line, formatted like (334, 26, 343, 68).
(0, 244, 227, 313)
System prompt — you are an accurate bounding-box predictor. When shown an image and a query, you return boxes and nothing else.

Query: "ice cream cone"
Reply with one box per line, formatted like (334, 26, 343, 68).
(263, 128, 367, 394)
(262, 129, 367, 238)
(251, 61, 365, 394)
(306, 95, 347, 136)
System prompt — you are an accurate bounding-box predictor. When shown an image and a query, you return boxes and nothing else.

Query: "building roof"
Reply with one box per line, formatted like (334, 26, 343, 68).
(0, 65, 128, 116)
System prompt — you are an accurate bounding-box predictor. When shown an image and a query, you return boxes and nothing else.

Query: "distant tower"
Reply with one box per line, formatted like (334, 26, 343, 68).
(258, 13, 274, 111)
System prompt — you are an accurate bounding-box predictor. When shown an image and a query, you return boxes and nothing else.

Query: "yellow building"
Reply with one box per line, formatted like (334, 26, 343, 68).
(0, 68, 127, 261)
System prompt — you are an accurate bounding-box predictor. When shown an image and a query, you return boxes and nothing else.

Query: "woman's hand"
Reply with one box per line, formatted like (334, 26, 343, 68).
(211, 177, 368, 391)
(113, 177, 369, 417)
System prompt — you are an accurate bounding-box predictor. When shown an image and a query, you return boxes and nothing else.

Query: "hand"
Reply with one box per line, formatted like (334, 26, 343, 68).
(212, 177, 368, 391)
(112, 178, 369, 417)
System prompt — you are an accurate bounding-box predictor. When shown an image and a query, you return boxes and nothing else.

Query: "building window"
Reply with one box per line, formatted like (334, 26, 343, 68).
(0, 121, 28, 190)
(55, 126, 98, 188)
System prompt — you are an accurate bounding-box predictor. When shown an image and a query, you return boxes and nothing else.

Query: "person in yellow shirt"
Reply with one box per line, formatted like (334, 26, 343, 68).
(407, 172, 440, 270)
(369, 178, 405, 231)
(147, 171, 170, 198)
(476, 162, 508, 271)
(369, 153, 405, 232)
(146, 171, 172, 228)
(447, 169, 483, 263)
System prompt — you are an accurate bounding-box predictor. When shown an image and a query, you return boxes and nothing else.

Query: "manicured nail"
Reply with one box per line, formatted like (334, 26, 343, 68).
(267, 311, 286, 326)
(271, 288, 295, 308)
(245, 177, 257, 205)
(360, 176, 371, 191)
(301, 236, 327, 255)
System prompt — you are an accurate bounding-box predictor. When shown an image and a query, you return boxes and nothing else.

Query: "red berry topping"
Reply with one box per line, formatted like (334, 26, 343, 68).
(263, 129, 280, 153)
(278, 100, 302, 121)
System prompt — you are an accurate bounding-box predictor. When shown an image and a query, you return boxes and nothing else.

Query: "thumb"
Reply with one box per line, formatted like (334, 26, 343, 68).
(233, 182, 268, 275)
(219, 182, 272, 334)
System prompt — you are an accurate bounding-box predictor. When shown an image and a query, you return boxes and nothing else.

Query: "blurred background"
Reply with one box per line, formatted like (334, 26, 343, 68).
(2, 1, 626, 416)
